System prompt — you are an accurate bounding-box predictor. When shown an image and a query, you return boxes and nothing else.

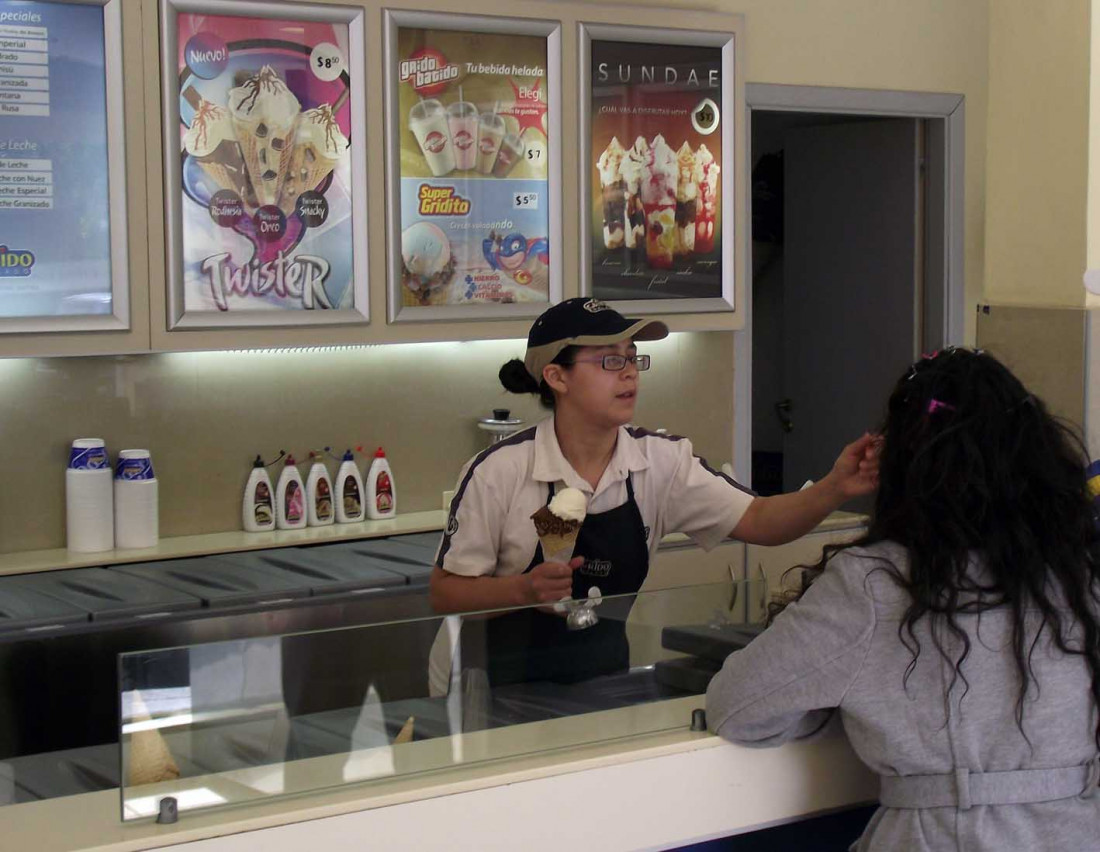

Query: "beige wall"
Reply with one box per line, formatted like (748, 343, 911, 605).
(0, 332, 732, 553)
(0, 0, 1015, 553)
(986, 0, 1090, 307)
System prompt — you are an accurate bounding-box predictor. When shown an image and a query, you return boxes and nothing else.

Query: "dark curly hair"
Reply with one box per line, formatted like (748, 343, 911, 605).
(776, 348, 1100, 747)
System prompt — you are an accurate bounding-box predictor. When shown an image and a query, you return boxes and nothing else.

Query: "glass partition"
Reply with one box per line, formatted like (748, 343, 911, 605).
(119, 578, 764, 821)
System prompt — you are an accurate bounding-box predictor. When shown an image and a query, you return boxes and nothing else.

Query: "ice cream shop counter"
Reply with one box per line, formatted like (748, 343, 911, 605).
(0, 573, 876, 852)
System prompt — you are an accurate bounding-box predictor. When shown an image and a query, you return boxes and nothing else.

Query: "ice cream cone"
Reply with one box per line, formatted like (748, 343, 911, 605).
(126, 691, 181, 787)
(531, 487, 587, 562)
(280, 103, 348, 216)
(184, 98, 255, 207)
(229, 66, 301, 208)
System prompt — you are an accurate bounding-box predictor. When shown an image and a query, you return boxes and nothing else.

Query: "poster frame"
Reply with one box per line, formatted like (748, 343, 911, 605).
(578, 21, 742, 316)
(383, 9, 562, 323)
(0, 0, 130, 334)
(160, 0, 369, 329)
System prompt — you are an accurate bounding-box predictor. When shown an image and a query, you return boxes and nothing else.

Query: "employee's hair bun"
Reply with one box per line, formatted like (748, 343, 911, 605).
(499, 358, 539, 395)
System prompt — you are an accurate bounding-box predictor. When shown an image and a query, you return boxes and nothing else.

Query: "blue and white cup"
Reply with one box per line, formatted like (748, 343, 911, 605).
(114, 450, 158, 549)
(69, 438, 109, 471)
(115, 450, 155, 481)
(66, 438, 114, 552)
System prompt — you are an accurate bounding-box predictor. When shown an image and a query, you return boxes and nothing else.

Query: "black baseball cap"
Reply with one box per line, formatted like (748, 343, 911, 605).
(523, 298, 669, 381)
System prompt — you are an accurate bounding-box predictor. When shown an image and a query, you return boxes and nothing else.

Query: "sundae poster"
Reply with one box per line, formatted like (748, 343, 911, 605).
(590, 39, 723, 302)
(395, 26, 550, 310)
(172, 11, 357, 316)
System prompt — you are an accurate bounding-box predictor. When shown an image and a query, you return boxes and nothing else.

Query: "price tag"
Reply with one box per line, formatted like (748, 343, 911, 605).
(513, 192, 539, 210)
(524, 138, 546, 165)
(310, 43, 345, 82)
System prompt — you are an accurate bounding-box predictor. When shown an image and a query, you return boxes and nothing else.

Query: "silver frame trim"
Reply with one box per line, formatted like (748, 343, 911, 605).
(383, 9, 563, 323)
(0, 0, 130, 335)
(578, 21, 739, 316)
(161, 0, 370, 329)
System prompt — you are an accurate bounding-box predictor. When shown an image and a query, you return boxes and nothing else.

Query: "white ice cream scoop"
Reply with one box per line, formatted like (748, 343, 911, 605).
(548, 486, 587, 522)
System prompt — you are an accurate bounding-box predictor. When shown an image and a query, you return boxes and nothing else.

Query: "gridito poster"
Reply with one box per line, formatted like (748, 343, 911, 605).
(173, 11, 356, 315)
(394, 25, 550, 309)
(589, 39, 722, 302)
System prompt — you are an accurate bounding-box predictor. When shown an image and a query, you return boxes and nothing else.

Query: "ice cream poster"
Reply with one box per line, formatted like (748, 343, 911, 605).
(590, 40, 723, 302)
(395, 26, 550, 309)
(173, 12, 356, 315)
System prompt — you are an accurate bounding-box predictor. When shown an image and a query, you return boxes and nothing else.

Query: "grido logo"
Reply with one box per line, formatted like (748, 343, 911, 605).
(453, 130, 473, 151)
(184, 32, 229, 80)
(424, 130, 447, 155)
(0, 245, 34, 277)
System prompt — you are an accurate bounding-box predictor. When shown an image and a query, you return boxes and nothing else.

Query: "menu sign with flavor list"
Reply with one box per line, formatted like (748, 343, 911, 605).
(0, 0, 115, 322)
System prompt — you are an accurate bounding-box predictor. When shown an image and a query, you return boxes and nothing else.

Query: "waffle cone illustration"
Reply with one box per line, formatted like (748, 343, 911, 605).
(280, 103, 348, 216)
(183, 96, 256, 209)
(229, 66, 301, 208)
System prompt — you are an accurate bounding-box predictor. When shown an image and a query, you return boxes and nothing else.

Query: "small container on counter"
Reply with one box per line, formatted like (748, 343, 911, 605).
(306, 451, 335, 527)
(275, 454, 306, 530)
(242, 454, 276, 533)
(114, 449, 158, 549)
(365, 447, 396, 520)
(335, 447, 365, 524)
(66, 438, 114, 553)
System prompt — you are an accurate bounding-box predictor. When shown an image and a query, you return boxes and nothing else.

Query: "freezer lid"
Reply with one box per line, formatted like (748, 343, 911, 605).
(218, 548, 407, 594)
(0, 577, 89, 634)
(335, 538, 437, 566)
(111, 556, 310, 608)
(323, 543, 433, 586)
(387, 532, 444, 555)
(10, 568, 202, 621)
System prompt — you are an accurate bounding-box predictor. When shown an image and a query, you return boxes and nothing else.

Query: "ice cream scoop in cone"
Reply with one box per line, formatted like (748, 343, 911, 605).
(280, 103, 348, 216)
(532, 486, 587, 562)
(126, 691, 181, 787)
(228, 66, 301, 208)
(183, 96, 256, 208)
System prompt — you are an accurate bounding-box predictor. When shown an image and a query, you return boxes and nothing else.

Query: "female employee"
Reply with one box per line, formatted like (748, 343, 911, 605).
(430, 297, 879, 685)
(706, 349, 1100, 850)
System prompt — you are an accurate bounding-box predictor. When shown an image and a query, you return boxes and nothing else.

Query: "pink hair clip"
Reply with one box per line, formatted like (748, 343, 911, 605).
(927, 399, 956, 415)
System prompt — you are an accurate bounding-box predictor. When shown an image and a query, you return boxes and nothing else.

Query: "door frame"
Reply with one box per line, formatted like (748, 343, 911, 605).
(733, 84, 966, 483)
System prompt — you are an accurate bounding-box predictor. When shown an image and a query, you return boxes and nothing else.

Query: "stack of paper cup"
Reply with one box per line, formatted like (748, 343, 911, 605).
(66, 438, 114, 553)
(114, 449, 158, 549)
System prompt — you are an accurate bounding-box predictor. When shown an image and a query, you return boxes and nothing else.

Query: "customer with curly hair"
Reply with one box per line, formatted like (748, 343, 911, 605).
(707, 348, 1100, 850)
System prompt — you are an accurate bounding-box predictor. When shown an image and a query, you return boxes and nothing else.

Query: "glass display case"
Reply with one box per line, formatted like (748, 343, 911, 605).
(118, 578, 764, 821)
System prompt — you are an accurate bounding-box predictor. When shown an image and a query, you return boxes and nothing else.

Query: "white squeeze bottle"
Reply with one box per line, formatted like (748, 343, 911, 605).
(306, 450, 335, 527)
(276, 454, 307, 530)
(242, 454, 276, 532)
(335, 447, 366, 523)
(365, 447, 396, 520)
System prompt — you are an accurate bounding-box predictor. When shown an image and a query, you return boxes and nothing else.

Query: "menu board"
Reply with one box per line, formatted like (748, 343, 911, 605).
(0, 0, 113, 319)
(394, 25, 550, 309)
(173, 11, 355, 315)
(589, 39, 723, 302)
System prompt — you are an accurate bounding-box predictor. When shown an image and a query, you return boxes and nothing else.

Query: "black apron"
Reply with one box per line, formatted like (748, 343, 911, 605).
(484, 476, 650, 686)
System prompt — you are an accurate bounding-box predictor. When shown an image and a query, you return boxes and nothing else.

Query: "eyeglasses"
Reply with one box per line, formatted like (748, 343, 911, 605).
(567, 354, 651, 372)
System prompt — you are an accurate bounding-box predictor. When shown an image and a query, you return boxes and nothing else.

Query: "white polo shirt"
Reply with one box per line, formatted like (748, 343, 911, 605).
(436, 416, 755, 577)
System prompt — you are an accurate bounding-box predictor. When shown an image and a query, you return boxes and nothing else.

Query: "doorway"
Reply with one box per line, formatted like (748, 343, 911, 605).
(735, 85, 965, 504)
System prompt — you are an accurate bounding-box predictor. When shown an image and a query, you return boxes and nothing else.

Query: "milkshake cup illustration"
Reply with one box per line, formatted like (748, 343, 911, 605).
(475, 111, 505, 175)
(447, 100, 479, 171)
(596, 136, 627, 250)
(279, 103, 348, 216)
(228, 66, 302, 208)
(183, 92, 257, 210)
(408, 99, 455, 177)
(641, 134, 678, 269)
(693, 143, 720, 254)
(491, 130, 526, 178)
(620, 136, 649, 250)
(675, 141, 698, 256)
